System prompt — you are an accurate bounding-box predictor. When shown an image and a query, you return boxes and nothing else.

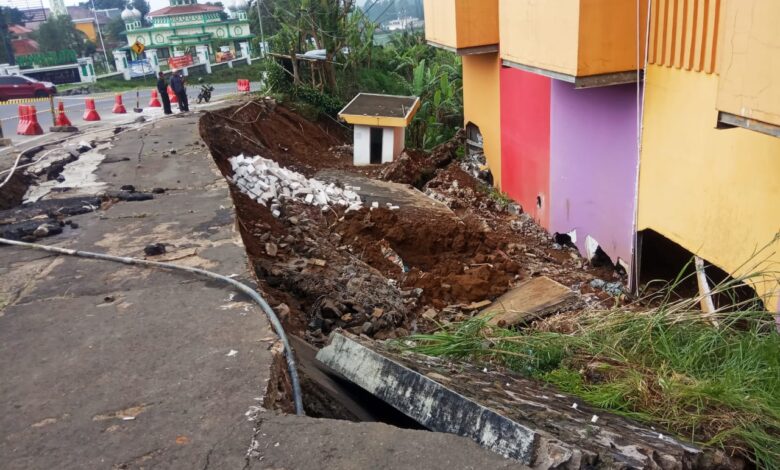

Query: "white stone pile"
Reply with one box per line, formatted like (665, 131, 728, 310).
(229, 154, 363, 217)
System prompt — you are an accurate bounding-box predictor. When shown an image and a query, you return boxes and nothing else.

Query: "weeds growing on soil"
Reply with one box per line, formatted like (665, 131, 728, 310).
(405, 257, 780, 468)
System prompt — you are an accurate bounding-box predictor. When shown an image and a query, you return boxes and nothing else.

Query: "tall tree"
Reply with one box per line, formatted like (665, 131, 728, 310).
(104, 16, 126, 44)
(0, 7, 24, 65)
(34, 16, 96, 57)
(205, 2, 229, 21)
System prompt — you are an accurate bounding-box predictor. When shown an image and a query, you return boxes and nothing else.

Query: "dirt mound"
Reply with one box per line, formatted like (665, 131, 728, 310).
(335, 208, 522, 307)
(379, 130, 464, 188)
(200, 99, 625, 347)
(199, 99, 350, 178)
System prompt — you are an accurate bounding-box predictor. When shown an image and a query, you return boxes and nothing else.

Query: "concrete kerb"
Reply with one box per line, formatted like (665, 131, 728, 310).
(316, 333, 539, 464)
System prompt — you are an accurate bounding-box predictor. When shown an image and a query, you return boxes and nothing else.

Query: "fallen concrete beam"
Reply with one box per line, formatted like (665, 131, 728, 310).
(317, 333, 542, 465)
(317, 333, 739, 469)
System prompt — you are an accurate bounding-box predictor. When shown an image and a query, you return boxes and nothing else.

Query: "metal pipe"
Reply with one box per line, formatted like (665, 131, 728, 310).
(0, 236, 305, 415)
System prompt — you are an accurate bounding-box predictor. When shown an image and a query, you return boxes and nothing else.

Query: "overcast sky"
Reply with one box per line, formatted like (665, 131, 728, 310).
(62, 0, 171, 12)
(59, 0, 373, 13)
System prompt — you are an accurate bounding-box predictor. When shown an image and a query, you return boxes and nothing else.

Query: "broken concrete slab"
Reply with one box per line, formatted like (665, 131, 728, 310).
(316, 169, 454, 217)
(317, 333, 737, 469)
(481, 276, 580, 327)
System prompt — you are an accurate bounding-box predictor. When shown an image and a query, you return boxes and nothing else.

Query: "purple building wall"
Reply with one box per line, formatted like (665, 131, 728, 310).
(549, 81, 640, 269)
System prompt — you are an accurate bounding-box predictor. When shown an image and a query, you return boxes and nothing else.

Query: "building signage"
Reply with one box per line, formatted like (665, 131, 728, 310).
(128, 59, 153, 78)
(168, 55, 194, 69)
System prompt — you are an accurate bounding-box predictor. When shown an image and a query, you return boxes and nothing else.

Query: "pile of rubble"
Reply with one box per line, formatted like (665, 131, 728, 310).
(229, 155, 362, 217)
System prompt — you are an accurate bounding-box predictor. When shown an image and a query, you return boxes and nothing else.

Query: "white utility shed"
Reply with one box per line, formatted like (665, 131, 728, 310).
(338, 93, 420, 166)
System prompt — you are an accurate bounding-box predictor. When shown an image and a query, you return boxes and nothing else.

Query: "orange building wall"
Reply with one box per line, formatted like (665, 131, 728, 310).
(647, 0, 720, 73)
(462, 53, 502, 186)
(74, 22, 97, 42)
(577, 0, 648, 76)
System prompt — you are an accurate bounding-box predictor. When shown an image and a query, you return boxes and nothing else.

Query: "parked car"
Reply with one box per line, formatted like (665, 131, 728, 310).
(0, 75, 57, 101)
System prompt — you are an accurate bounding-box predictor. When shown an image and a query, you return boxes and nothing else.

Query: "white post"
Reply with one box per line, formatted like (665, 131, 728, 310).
(113, 50, 127, 73)
(195, 45, 209, 65)
(145, 49, 160, 73)
(239, 41, 250, 61)
(77, 57, 97, 83)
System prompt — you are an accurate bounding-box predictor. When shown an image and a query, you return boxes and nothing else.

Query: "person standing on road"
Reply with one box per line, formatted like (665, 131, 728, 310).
(170, 71, 189, 112)
(156, 72, 172, 115)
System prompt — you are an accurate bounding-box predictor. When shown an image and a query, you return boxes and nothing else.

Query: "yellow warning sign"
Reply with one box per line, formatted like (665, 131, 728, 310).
(131, 41, 145, 55)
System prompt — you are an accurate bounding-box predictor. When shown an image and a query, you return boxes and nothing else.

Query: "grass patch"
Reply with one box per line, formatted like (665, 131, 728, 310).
(404, 258, 780, 468)
(481, 186, 512, 209)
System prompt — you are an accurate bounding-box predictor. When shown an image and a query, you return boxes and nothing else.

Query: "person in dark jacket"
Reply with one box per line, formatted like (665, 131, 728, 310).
(170, 71, 189, 112)
(156, 72, 172, 115)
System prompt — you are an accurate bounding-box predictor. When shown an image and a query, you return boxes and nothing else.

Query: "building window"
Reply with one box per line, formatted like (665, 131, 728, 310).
(157, 48, 170, 59)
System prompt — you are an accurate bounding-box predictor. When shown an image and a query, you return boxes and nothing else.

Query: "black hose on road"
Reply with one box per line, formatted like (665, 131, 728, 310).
(0, 237, 305, 415)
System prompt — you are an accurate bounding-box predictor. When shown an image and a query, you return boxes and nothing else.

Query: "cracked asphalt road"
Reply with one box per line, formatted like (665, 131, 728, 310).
(0, 113, 275, 469)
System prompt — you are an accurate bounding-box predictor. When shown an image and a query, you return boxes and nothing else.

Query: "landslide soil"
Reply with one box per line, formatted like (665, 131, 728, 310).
(200, 99, 622, 346)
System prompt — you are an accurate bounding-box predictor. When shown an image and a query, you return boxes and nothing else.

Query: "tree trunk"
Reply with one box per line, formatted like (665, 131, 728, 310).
(322, 55, 337, 93)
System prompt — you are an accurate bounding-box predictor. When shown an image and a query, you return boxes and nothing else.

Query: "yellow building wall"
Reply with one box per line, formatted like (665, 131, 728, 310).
(462, 53, 501, 187)
(75, 22, 97, 42)
(500, 0, 647, 77)
(500, 0, 580, 76)
(717, 0, 780, 128)
(638, 65, 780, 309)
(423, 0, 458, 49)
(423, 0, 498, 50)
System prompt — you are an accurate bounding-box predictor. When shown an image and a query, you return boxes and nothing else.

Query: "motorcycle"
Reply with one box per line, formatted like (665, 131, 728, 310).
(196, 82, 214, 104)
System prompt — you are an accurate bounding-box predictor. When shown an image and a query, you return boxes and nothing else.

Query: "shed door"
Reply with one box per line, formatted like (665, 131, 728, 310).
(370, 127, 383, 164)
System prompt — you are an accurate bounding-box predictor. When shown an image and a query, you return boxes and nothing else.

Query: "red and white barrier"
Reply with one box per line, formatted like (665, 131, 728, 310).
(112, 94, 127, 114)
(17, 105, 43, 135)
(83, 98, 100, 121)
(167, 85, 178, 104)
(149, 90, 162, 107)
(54, 101, 73, 127)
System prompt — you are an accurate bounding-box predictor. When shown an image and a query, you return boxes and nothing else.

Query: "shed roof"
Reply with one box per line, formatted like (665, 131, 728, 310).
(338, 93, 420, 128)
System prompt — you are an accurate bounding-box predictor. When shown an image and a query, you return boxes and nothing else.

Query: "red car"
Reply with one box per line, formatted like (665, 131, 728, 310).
(0, 75, 57, 101)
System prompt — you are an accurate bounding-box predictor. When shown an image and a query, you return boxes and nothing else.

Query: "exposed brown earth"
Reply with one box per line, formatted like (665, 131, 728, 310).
(199, 98, 624, 345)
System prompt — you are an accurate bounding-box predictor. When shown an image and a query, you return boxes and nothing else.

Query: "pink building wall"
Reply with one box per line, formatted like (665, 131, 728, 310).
(499, 67, 552, 228)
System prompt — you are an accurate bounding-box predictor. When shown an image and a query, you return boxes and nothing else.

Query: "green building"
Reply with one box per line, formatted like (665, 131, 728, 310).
(116, 0, 253, 67)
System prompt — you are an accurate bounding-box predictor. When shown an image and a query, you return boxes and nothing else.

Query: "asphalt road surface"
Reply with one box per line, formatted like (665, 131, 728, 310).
(0, 82, 254, 143)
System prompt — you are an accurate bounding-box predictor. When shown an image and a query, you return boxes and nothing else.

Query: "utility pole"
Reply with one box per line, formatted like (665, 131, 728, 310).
(254, 0, 266, 57)
(90, 0, 113, 72)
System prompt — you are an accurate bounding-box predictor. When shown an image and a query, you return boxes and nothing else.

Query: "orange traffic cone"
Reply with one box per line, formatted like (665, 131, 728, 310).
(148, 90, 161, 107)
(167, 85, 178, 104)
(54, 101, 72, 126)
(16, 105, 28, 135)
(112, 94, 127, 114)
(83, 98, 100, 121)
(20, 105, 43, 135)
